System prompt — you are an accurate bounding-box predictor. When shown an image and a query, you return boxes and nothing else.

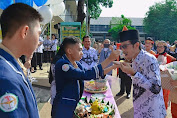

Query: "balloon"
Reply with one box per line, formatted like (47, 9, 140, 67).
(15, 0, 33, 7)
(51, 2, 65, 16)
(33, 0, 48, 7)
(0, 0, 14, 10)
(38, 6, 53, 25)
(33, 1, 39, 9)
(45, 0, 63, 6)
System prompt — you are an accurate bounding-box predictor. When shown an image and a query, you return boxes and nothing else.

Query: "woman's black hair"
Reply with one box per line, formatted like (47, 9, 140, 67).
(51, 36, 81, 64)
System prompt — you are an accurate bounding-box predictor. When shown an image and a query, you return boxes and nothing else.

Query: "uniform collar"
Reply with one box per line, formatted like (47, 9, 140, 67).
(156, 53, 167, 58)
(83, 46, 91, 51)
(0, 43, 17, 59)
(62, 54, 79, 68)
(62, 54, 70, 62)
(132, 50, 144, 64)
(0, 43, 27, 74)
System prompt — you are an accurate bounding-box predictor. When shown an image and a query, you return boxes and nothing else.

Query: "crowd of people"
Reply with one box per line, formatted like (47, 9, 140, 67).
(1, 3, 177, 118)
(20, 34, 59, 73)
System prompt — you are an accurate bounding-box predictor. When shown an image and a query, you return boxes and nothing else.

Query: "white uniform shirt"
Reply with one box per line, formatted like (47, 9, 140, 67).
(36, 37, 44, 53)
(80, 47, 98, 70)
(132, 50, 166, 118)
(51, 39, 58, 51)
(43, 39, 52, 51)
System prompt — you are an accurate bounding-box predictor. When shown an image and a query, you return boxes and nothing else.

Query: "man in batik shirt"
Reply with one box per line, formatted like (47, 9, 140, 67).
(80, 35, 98, 70)
(119, 26, 166, 118)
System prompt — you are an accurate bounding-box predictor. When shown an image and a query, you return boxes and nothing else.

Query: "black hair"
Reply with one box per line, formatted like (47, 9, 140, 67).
(51, 36, 81, 64)
(49, 36, 81, 84)
(0, 3, 43, 39)
(52, 34, 56, 38)
(129, 39, 142, 50)
(83, 35, 90, 41)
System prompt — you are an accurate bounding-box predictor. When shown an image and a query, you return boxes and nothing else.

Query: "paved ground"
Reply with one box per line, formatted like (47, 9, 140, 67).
(31, 63, 172, 118)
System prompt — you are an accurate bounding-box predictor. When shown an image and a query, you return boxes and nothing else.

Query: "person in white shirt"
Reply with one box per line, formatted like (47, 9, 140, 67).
(51, 34, 58, 61)
(118, 26, 166, 118)
(43, 35, 52, 63)
(80, 35, 98, 70)
(36, 36, 44, 70)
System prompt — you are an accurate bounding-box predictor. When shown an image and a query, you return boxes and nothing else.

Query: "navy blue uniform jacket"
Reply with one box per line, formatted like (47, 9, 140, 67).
(0, 48, 39, 118)
(52, 55, 104, 117)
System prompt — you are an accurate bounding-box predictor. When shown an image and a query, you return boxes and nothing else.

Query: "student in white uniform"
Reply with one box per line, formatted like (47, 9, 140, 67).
(36, 36, 44, 70)
(43, 35, 52, 63)
(51, 34, 58, 61)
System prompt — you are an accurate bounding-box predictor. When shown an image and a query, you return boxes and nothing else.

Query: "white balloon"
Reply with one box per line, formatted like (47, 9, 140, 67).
(45, 0, 63, 6)
(51, 2, 65, 16)
(38, 6, 53, 25)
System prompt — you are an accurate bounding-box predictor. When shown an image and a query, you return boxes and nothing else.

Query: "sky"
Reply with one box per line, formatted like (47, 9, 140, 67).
(100, 0, 165, 18)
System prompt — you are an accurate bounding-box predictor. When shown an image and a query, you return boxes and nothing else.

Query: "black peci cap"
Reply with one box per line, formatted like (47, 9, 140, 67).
(119, 30, 139, 42)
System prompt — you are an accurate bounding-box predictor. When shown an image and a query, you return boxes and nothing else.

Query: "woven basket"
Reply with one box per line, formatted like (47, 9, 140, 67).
(169, 88, 177, 104)
(160, 70, 176, 91)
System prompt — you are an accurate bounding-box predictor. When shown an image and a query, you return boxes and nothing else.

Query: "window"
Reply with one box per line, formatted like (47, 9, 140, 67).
(90, 25, 110, 32)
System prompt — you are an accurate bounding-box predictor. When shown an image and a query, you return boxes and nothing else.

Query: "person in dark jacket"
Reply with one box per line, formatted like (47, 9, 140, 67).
(51, 36, 120, 118)
(0, 3, 42, 118)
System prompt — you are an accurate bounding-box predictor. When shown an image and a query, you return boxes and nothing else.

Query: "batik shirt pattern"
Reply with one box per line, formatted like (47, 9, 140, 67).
(80, 47, 98, 70)
(132, 50, 166, 118)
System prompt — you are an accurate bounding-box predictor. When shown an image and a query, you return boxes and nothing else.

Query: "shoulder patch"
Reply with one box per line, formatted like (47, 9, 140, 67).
(0, 93, 18, 112)
(62, 64, 70, 72)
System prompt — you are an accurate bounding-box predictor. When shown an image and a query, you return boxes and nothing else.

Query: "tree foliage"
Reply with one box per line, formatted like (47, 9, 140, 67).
(88, 0, 113, 19)
(108, 15, 135, 42)
(81, 21, 86, 40)
(77, 0, 113, 27)
(144, 0, 177, 43)
(87, 0, 113, 34)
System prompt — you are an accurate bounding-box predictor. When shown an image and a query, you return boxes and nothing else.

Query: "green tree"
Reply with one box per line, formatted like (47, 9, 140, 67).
(88, 0, 113, 19)
(108, 15, 135, 42)
(144, 0, 177, 43)
(77, 0, 113, 32)
(88, 0, 113, 33)
(81, 21, 86, 40)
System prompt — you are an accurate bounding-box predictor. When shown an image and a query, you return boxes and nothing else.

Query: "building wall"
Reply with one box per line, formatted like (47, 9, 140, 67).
(90, 25, 112, 42)
(90, 17, 146, 42)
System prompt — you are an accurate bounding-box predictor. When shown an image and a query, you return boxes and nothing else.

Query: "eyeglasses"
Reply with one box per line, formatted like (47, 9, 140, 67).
(156, 46, 164, 49)
(120, 44, 132, 49)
